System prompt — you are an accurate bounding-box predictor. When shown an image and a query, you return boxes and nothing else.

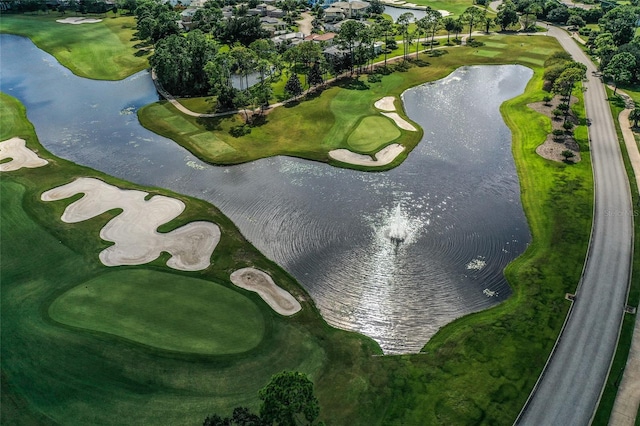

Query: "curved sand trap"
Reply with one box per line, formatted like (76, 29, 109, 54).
(438, 10, 452, 17)
(230, 268, 301, 316)
(380, 112, 417, 131)
(329, 143, 405, 166)
(0, 137, 48, 171)
(41, 177, 220, 271)
(374, 96, 396, 112)
(57, 17, 102, 24)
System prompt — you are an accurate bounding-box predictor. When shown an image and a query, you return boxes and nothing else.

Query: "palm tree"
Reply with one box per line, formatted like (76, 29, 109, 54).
(396, 12, 414, 61)
(442, 16, 456, 44)
(462, 7, 485, 41)
(374, 18, 394, 67)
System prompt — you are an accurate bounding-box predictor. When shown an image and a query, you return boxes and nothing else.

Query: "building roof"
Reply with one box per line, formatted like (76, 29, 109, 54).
(332, 1, 369, 9)
(304, 32, 337, 41)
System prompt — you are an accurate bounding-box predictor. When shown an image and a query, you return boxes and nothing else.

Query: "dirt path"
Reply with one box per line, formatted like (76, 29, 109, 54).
(297, 12, 313, 36)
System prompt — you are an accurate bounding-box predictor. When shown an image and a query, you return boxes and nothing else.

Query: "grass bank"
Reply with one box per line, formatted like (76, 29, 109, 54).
(0, 14, 148, 80)
(2, 34, 600, 425)
(370, 65, 595, 424)
(139, 35, 559, 171)
(0, 92, 391, 425)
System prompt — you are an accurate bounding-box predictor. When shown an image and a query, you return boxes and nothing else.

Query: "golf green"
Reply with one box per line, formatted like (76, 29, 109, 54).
(49, 270, 265, 355)
(347, 116, 401, 152)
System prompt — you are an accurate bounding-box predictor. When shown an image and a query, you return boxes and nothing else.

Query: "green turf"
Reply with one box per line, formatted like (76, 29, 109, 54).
(49, 270, 265, 355)
(0, 14, 148, 80)
(474, 49, 501, 57)
(139, 35, 559, 171)
(1, 33, 608, 425)
(0, 92, 387, 425)
(347, 116, 401, 151)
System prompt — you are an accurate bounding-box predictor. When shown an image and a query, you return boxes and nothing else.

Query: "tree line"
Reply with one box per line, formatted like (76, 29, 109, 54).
(203, 371, 323, 426)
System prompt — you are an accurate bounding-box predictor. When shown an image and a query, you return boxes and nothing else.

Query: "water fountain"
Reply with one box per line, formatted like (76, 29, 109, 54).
(386, 204, 409, 245)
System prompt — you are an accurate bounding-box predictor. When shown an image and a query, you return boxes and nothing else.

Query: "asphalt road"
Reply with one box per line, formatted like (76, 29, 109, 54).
(516, 27, 634, 425)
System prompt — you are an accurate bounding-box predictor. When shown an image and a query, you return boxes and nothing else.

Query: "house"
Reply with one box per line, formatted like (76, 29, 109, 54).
(323, 6, 344, 22)
(261, 16, 287, 35)
(331, 0, 370, 19)
(221, 5, 234, 19)
(304, 32, 337, 46)
(272, 32, 306, 46)
(179, 8, 198, 31)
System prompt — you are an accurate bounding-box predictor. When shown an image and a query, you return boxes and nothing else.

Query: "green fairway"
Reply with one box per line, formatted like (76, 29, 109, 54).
(140, 36, 562, 171)
(347, 116, 401, 151)
(1, 33, 606, 424)
(0, 14, 148, 80)
(49, 270, 265, 355)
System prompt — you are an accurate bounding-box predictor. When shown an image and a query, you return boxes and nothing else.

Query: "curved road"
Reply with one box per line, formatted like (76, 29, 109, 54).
(516, 27, 634, 425)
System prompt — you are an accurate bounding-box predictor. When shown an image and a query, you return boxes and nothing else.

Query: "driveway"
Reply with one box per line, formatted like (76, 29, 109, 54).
(516, 26, 634, 425)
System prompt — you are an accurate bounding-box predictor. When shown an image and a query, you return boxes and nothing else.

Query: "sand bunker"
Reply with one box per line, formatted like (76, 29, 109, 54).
(56, 17, 102, 24)
(230, 268, 301, 316)
(381, 112, 417, 131)
(374, 96, 396, 112)
(373, 97, 417, 131)
(41, 177, 220, 271)
(329, 143, 405, 166)
(438, 10, 452, 17)
(0, 137, 48, 171)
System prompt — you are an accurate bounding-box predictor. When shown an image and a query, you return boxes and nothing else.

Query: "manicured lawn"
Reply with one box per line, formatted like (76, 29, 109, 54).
(1, 33, 605, 425)
(49, 270, 266, 355)
(0, 14, 148, 80)
(347, 116, 401, 152)
(140, 35, 558, 171)
(0, 92, 386, 424)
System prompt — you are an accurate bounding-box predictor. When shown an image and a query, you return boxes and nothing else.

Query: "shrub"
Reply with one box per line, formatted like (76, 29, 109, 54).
(563, 121, 574, 130)
(552, 129, 565, 136)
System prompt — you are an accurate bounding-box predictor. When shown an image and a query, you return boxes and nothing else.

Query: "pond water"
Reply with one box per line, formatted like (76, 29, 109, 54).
(0, 34, 532, 354)
(383, 5, 428, 22)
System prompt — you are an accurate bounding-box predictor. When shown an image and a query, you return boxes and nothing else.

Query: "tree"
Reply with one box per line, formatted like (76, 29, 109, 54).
(442, 16, 457, 43)
(522, 3, 542, 30)
(567, 15, 586, 29)
(462, 7, 485, 40)
(484, 16, 494, 33)
(308, 62, 324, 87)
(284, 73, 303, 99)
(258, 371, 320, 426)
(546, 6, 569, 24)
(496, 0, 519, 31)
(593, 32, 618, 68)
(374, 18, 394, 66)
(599, 5, 639, 46)
(221, 15, 269, 46)
(420, 7, 442, 52)
(337, 20, 365, 73)
(604, 52, 636, 93)
(203, 407, 263, 426)
(629, 106, 640, 127)
(396, 12, 414, 60)
(367, 0, 384, 15)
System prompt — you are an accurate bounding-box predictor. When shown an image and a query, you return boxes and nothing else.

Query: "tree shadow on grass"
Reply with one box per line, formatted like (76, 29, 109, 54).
(284, 99, 301, 108)
(608, 94, 627, 109)
(196, 117, 224, 132)
(336, 78, 369, 91)
(413, 58, 431, 67)
(134, 49, 151, 57)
